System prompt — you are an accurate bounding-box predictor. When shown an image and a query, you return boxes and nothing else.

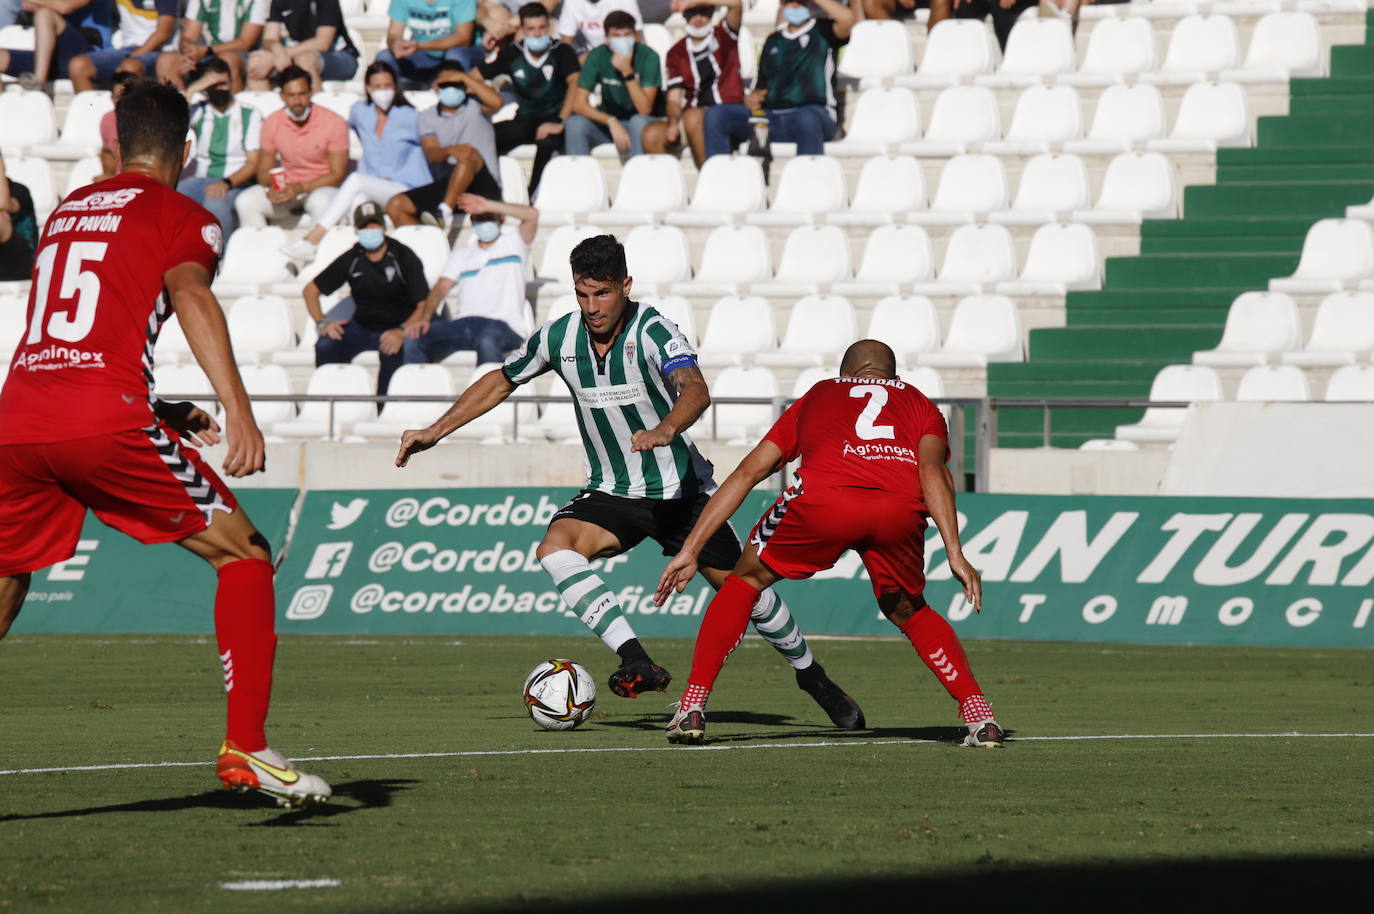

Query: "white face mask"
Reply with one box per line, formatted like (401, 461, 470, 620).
(371, 89, 395, 112)
(685, 22, 712, 40)
(286, 103, 312, 122)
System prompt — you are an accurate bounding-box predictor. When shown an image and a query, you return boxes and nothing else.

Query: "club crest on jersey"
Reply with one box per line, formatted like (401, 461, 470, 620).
(624, 340, 636, 361)
(202, 223, 223, 256)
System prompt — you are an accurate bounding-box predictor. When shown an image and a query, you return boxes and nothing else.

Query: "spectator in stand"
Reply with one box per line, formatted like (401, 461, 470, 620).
(704, 0, 853, 157)
(67, 0, 176, 92)
(642, 0, 744, 167)
(945, 0, 1036, 51)
(378, 0, 483, 90)
(96, 70, 137, 181)
(177, 56, 263, 239)
(384, 60, 503, 231)
(156, 0, 270, 93)
(558, 0, 641, 56)
(235, 65, 347, 228)
(246, 0, 359, 91)
(305, 202, 430, 396)
(471, 2, 579, 198)
(564, 10, 661, 157)
(282, 61, 433, 262)
(0, 155, 38, 282)
(403, 194, 537, 366)
(0, 0, 114, 91)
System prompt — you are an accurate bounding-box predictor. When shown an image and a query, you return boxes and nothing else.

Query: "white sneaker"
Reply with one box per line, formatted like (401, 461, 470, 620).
(216, 740, 332, 808)
(665, 704, 707, 745)
(280, 239, 318, 263)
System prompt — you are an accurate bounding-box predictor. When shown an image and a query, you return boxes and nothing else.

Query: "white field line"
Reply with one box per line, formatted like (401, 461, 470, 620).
(220, 879, 341, 891)
(3, 732, 1373, 776)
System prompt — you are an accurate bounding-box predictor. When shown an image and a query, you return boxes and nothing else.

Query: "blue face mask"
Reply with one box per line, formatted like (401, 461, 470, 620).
(524, 34, 551, 53)
(473, 220, 501, 243)
(782, 6, 811, 26)
(357, 228, 385, 251)
(439, 86, 466, 109)
(608, 36, 635, 57)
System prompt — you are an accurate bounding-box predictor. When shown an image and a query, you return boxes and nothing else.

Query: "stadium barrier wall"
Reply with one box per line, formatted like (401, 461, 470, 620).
(17, 488, 1373, 649)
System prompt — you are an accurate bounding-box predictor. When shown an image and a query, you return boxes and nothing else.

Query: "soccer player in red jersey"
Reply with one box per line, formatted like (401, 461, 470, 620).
(656, 339, 1006, 747)
(0, 81, 330, 807)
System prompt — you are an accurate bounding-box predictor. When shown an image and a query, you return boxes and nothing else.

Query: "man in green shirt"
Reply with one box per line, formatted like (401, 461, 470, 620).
(563, 9, 662, 156)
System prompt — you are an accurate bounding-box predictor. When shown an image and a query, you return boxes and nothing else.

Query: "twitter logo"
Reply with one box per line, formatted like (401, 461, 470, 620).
(327, 498, 369, 530)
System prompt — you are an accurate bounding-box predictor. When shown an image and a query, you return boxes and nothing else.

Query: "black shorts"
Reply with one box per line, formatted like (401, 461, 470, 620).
(404, 163, 502, 215)
(551, 489, 744, 572)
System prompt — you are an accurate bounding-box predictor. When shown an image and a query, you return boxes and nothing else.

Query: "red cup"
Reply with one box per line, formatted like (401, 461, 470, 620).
(270, 167, 288, 192)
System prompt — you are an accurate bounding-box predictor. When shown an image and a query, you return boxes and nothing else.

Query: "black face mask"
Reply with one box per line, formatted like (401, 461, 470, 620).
(207, 87, 233, 109)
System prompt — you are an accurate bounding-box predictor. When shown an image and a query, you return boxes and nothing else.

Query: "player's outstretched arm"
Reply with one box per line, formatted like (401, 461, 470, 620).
(656, 439, 784, 604)
(166, 262, 265, 478)
(918, 434, 981, 612)
(631, 365, 710, 452)
(396, 367, 518, 467)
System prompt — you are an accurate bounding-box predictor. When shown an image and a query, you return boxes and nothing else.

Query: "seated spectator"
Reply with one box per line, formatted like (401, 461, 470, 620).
(235, 65, 348, 228)
(564, 10, 661, 157)
(384, 61, 502, 232)
(96, 70, 137, 181)
(247, 0, 359, 92)
(471, 2, 579, 197)
(0, 0, 114, 91)
(404, 194, 537, 365)
(178, 57, 263, 239)
(704, 0, 852, 157)
(283, 60, 433, 262)
(558, 0, 641, 56)
(864, 0, 923, 22)
(0, 155, 38, 282)
(941, 0, 1037, 51)
(68, 0, 176, 92)
(642, 0, 744, 167)
(378, 0, 483, 90)
(305, 202, 430, 396)
(157, 0, 270, 93)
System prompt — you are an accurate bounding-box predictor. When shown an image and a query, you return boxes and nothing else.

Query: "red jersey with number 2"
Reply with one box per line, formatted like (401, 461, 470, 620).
(0, 173, 223, 445)
(763, 377, 949, 507)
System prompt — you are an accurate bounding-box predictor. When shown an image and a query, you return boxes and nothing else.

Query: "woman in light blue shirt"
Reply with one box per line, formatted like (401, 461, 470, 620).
(284, 60, 433, 261)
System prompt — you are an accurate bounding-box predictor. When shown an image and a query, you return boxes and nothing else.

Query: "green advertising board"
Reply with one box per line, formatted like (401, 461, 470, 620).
(14, 489, 299, 634)
(275, 489, 1374, 649)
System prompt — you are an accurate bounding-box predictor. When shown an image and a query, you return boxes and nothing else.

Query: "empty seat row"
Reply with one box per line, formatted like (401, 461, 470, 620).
(1194, 289, 1374, 367)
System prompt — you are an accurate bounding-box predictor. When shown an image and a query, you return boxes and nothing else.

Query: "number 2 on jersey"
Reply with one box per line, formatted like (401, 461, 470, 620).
(27, 241, 108, 345)
(849, 384, 895, 440)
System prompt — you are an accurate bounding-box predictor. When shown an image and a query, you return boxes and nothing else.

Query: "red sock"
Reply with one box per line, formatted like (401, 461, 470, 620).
(215, 558, 277, 752)
(686, 574, 760, 692)
(900, 606, 985, 706)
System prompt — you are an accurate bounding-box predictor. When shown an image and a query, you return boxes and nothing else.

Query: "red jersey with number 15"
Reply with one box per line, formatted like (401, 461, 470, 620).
(0, 173, 223, 445)
(763, 376, 949, 507)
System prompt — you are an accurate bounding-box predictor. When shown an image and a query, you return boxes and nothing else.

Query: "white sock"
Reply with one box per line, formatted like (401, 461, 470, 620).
(750, 589, 814, 670)
(540, 550, 636, 652)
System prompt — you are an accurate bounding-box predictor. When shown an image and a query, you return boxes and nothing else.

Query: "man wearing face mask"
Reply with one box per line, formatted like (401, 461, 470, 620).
(403, 194, 538, 366)
(305, 202, 431, 396)
(178, 57, 264, 239)
(641, 0, 744, 167)
(565, 9, 663, 157)
(703, 0, 853, 158)
(235, 64, 348, 228)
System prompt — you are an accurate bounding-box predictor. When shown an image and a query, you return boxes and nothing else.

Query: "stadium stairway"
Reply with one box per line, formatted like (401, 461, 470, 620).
(987, 7, 1374, 449)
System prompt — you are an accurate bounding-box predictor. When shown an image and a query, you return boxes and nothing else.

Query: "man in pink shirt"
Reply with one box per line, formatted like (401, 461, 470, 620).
(234, 65, 348, 228)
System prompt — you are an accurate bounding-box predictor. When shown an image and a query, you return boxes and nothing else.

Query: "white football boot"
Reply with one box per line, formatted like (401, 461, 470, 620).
(962, 720, 1007, 748)
(216, 740, 332, 808)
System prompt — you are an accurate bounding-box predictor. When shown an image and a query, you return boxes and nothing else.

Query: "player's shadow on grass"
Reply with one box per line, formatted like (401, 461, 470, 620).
(596, 710, 799, 732)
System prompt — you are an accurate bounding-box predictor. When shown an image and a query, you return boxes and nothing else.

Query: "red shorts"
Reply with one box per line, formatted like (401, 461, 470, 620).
(749, 486, 928, 599)
(0, 424, 237, 577)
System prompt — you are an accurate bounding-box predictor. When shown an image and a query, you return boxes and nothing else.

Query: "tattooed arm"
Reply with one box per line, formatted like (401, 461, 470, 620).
(630, 365, 710, 452)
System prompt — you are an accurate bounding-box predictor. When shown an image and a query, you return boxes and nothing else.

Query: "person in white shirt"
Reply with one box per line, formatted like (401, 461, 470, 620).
(558, 0, 643, 56)
(403, 194, 538, 365)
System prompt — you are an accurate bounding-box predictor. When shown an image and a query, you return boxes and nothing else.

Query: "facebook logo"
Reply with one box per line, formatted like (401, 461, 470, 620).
(305, 542, 354, 579)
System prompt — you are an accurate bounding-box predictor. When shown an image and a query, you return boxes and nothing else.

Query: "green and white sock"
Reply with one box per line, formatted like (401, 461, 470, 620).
(540, 550, 636, 652)
(750, 588, 815, 670)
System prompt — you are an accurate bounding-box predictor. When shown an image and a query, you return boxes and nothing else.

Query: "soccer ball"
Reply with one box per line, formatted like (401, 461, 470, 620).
(522, 659, 597, 730)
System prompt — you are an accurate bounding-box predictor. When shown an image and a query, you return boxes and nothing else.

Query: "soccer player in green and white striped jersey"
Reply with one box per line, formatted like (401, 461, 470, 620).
(397, 235, 864, 727)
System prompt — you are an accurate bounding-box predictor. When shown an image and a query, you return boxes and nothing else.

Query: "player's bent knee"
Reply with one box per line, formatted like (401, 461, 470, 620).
(0, 572, 33, 641)
(878, 591, 924, 626)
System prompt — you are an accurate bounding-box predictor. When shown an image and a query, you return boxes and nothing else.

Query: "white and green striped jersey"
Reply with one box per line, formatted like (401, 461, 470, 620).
(186, 0, 270, 47)
(503, 302, 716, 500)
(190, 101, 262, 179)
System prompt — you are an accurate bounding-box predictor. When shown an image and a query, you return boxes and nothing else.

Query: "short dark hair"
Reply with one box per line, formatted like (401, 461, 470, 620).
(435, 60, 467, 80)
(364, 59, 411, 108)
(195, 54, 231, 80)
(570, 235, 628, 283)
(518, 2, 549, 21)
(276, 65, 311, 91)
(110, 70, 138, 93)
(115, 80, 190, 166)
(603, 10, 637, 32)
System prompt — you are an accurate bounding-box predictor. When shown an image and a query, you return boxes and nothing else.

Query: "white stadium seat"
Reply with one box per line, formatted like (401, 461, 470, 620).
(593, 155, 687, 225)
(227, 295, 295, 363)
(1059, 16, 1156, 87)
(918, 294, 1025, 367)
(1148, 81, 1251, 153)
(902, 365, 946, 401)
(898, 86, 1000, 157)
(1115, 365, 1224, 443)
(272, 363, 374, 440)
(0, 90, 58, 152)
(909, 154, 1008, 225)
(446, 364, 537, 443)
(352, 365, 456, 438)
(30, 90, 110, 160)
(838, 20, 913, 82)
(697, 296, 777, 367)
(675, 224, 772, 297)
(623, 224, 692, 291)
(756, 296, 857, 368)
(1063, 83, 1167, 155)
(640, 295, 697, 345)
(499, 156, 529, 206)
(535, 224, 604, 290)
(0, 295, 29, 361)
(1280, 292, 1374, 366)
(543, 294, 578, 324)
(531, 376, 579, 443)
(706, 366, 778, 443)
(827, 155, 927, 226)
(911, 223, 1017, 295)
(272, 315, 319, 368)
(866, 295, 942, 364)
(391, 225, 451, 287)
(1142, 15, 1241, 86)
(996, 222, 1101, 295)
(532, 156, 607, 224)
(752, 225, 852, 296)
(833, 224, 935, 296)
(1072, 152, 1177, 224)
(64, 155, 104, 197)
(748, 155, 848, 226)
(3, 157, 56, 218)
(275, 225, 357, 295)
(1193, 292, 1302, 367)
(1079, 438, 1140, 452)
(1269, 220, 1374, 294)
(1324, 365, 1374, 401)
(983, 85, 1083, 155)
(1235, 365, 1311, 402)
(155, 313, 194, 365)
(827, 88, 921, 156)
(791, 365, 837, 399)
(1222, 12, 1324, 82)
(666, 155, 768, 226)
(215, 227, 295, 297)
(977, 17, 1076, 88)
(153, 364, 216, 416)
(897, 19, 995, 89)
(235, 363, 296, 431)
(235, 90, 284, 118)
(990, 153, 1091, 225)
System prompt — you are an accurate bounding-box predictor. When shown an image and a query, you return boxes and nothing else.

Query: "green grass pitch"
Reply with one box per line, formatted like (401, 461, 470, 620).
(2, 634, 1371, 913)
